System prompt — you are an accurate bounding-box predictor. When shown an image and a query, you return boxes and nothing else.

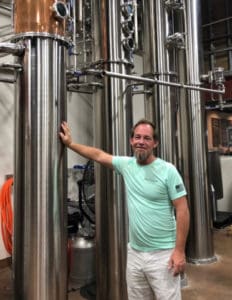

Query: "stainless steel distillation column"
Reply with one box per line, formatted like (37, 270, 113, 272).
(92, 0, 133, 299)
(183, 0, 215, 263)
(13, 1, 68, 299)
(142, 0, 157, 124)
(143, 0, 215, 263)
(142, 0, 178, 163)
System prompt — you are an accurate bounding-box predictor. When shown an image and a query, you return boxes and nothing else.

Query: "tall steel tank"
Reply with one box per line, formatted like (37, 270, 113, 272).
(13, 1, 69, 299)
(142, 0, 216, 264)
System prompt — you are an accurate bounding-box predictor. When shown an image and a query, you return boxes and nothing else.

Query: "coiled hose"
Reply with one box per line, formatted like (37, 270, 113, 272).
(0, 177, 13, 255)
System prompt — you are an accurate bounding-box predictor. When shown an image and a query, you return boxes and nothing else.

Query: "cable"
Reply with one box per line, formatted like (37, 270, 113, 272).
(0, 177, 13, 255)
(77, 160, 95, 225)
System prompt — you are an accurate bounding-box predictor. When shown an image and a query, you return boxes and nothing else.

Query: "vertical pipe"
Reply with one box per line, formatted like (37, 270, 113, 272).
(154, 0, 176, 162)
(142, 0, 157, 123)
(93, 0, 129, 299)
(71, 0, 78, 69)
(13, 1, 68, 299)
(143, 0, 177, 162)
(91, 2, 111, 298)
(184, 0, 216, 263)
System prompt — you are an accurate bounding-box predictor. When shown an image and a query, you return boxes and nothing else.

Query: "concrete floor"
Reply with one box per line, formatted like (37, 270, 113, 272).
(182, 227, 232, 300)
(1, 228, 232, 300)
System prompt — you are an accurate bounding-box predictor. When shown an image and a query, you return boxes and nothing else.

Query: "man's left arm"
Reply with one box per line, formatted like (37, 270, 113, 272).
(168, 196, 190, 276)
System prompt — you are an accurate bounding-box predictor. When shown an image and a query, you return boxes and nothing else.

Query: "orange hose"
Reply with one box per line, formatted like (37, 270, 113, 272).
(0, 177, 13, 255)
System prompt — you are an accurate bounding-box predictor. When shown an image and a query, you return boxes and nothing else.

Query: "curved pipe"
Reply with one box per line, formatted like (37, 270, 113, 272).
(0, 42, 25, 55)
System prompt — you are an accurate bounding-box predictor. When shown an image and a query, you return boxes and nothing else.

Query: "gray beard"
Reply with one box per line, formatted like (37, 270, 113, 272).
(134, 150, 148, 163)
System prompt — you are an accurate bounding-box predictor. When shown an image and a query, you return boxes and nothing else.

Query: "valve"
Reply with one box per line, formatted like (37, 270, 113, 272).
(212, 67, 224, 85)
(122, 37, 134, 52)
(166, 32, 185, 49)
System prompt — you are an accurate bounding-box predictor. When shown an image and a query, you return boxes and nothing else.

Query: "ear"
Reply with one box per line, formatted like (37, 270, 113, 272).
(153, 140, 159, 149)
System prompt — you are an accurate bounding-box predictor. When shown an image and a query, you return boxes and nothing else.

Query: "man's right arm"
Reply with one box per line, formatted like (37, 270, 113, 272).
(59, 121, 113, 169)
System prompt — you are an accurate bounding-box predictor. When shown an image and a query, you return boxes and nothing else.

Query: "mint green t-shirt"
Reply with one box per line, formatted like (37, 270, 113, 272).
(112, 156, 187, 252)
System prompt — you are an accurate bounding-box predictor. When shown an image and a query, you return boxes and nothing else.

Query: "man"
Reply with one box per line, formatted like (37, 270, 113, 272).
(59, 119, 190, 300)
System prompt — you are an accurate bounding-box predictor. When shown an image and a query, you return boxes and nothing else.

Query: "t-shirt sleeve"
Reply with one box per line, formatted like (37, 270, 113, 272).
(167, 164, 187, 200)
(112, 156, 130, 174)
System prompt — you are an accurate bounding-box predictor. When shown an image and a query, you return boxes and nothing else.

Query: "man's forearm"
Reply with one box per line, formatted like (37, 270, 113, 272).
(68, 142, 113, 168)
(168, 198, 190, 275)
(68, 142, 102, 161)
(175, 206, 190, 252)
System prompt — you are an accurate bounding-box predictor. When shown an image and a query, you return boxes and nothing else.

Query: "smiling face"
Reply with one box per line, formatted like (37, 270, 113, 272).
(130, 123, 159, 165)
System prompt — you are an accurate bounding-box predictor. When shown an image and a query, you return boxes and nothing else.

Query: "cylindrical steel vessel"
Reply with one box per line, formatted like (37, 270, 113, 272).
(183, 0, 215, 263)
(153, 0, 177, 163)
(69, 236, 96, 288)
(142, 0, 158, 131)
(13, 1, 68, 299)
(13, 37, 68, 300)
(142, 0, 177, 163)
(143, 0, 215, 263)
(93, 1, 130, 299)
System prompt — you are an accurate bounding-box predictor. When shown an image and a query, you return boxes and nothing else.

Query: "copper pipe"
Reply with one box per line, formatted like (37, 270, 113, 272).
(14, 0, 67, 36)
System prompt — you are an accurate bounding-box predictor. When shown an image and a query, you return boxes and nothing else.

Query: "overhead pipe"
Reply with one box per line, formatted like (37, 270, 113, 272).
(13, 1, 69, 300)
(202, 16, 232, 27)
(84, 68, 225, 94)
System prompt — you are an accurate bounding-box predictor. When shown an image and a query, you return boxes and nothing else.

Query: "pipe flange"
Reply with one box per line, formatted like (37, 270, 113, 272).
(52, 1, 69, 20)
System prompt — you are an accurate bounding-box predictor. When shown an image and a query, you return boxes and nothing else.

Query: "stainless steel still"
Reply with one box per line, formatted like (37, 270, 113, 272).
(69, 236, 96, 288)
(10, 1, 219, 300)
(183, 0, 216, 263)
(13, 1, 68, 300)
(13, 37, 68, 300)
(90, 0, 217, 298)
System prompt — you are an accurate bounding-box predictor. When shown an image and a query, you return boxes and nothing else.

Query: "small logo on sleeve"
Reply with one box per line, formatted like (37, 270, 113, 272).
(175, 184, 184, 193)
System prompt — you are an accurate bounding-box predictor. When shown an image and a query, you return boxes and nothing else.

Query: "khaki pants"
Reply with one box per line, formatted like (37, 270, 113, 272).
(126, 246, 181, 300)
